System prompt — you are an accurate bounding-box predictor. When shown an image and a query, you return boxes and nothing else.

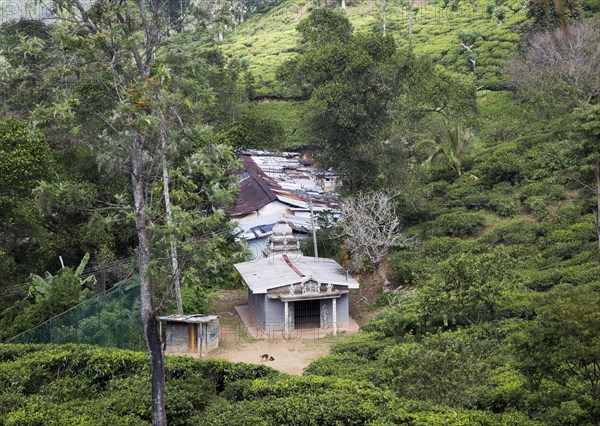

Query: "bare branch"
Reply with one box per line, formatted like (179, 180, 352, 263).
(337, 191, 418, 271)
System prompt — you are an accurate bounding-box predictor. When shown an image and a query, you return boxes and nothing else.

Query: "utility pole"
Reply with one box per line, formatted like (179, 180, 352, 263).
(309, 198, 319, 261)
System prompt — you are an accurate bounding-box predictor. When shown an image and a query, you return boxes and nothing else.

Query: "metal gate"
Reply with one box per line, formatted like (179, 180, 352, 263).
(294, 300, 320, 329)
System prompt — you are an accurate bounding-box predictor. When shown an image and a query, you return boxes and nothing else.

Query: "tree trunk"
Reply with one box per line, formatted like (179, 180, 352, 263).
(160, 121, 183, 315)
(239, 0, 245, 23)
(213, 0, 223, 41)
(408, 0, 413, 50)
(596, 161, 600, 252)
(382, 0, 387, 36)
(131, 130, 167, 426)
(341, 0, 346, 9)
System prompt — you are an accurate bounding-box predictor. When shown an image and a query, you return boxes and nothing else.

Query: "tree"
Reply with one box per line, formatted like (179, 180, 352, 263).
(511, 284, 600, 420)
(0, 19, 53, 115)
(0, 118, 51, 217)
(337, 191, 417, 282)
(493, 6, 509, 26)
(379, 0, 389, 36)
(280, 12, 399, 189)
(572, 104, 600, 251)
(0, 119, 52, 292)
(458, 30, 481, 71)
(44, 1, 174, 423)
(416, 120, 473, 177)
(416, 248, 515, 327)
(228, 110, 286, 150)
(295, 8, 353, 48)
(526, 0, 581, 30)
(508, 21, 600, 111)
(0, 254, 94, 341)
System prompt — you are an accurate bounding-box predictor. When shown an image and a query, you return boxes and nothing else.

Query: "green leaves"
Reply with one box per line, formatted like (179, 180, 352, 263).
(296, 8, 353, 47)
(0, 119, 51, 202)
(511, 284, 600, 417)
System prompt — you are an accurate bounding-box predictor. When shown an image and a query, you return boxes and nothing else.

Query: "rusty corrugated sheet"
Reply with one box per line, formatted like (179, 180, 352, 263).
(232, 155, 281, 216)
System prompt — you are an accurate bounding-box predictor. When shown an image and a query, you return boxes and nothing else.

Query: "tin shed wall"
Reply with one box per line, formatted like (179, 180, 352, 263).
(206, 319, 219, 352)
(165, 323, 189, 352)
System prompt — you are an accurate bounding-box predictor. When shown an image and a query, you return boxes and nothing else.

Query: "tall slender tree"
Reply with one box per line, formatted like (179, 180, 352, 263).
(46, 1, 174, 423)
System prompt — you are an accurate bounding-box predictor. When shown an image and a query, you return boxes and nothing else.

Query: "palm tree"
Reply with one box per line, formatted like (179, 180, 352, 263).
(416, 121, 473, 177)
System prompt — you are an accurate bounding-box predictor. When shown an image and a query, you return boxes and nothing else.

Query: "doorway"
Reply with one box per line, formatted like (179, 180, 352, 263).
(294, 299, 320, 329)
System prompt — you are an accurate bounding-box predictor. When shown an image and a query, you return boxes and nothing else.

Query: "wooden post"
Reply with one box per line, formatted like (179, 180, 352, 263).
(332, 298, 337, 336)
(159, 320, 163, 353)
(197, 324, 202, 358)
(284, 301, 289, 339)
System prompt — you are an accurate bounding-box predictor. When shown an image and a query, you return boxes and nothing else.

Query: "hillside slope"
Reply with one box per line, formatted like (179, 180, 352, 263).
(220, 0, 528, 97)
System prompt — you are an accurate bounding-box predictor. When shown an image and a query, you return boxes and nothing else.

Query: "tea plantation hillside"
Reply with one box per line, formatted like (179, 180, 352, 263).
(220, 0, 528, 97)
(0, 344, 538, 425)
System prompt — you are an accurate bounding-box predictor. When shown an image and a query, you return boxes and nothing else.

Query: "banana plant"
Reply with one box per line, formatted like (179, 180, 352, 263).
(416, 121, 473, 177)
(28, 253, 96, 302)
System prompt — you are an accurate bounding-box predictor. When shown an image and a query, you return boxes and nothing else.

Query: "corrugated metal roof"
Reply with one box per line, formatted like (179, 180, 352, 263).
(157, 314, 219, 323)
(234, 255, 359, 294)
(232, 155, 280, 216)
(232, 152, 340, 219)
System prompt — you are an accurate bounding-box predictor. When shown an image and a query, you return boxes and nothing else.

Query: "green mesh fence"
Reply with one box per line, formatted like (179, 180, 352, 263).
(8, 276, 145, 350)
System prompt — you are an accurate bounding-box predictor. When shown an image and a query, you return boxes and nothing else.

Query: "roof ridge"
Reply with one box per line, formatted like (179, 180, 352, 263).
(282, 254, 305, 277)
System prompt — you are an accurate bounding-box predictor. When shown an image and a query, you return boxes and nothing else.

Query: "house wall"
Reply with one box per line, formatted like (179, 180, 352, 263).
(265, 297, 286, 331)
(337, 294, 349, 325)
(249, 291, 267, 328)
(237, 201, 293, 222)
(248, 290, 351, 332)
(319, 295, 349, 328)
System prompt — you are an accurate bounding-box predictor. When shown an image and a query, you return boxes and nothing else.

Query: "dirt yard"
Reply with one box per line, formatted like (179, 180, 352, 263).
(204, 330, 343, 375)
(202, 289, 351, 375)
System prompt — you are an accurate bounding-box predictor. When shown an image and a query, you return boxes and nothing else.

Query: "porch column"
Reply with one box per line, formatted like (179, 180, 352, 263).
(284, 301, 289, 339)
(332, 298, 337, 336)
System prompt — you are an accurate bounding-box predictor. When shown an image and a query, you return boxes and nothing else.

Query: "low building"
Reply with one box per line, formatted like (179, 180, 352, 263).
(158, 314, 219, 356)
(234, 254, 359, 338)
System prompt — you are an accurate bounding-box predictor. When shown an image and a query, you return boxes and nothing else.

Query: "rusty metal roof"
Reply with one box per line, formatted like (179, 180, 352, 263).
(232, 155, 281, 216)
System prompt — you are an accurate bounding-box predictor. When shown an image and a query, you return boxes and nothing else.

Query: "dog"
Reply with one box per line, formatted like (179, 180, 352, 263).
(260, 353, 269, 361)
(269, 356, 275, 361)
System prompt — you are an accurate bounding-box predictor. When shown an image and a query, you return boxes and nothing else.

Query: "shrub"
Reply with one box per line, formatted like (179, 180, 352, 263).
(303, 353, 392, 388)
(389, 251, 424, 286)
(520, 178, 565, 220)
(427, 210, 486, 237)
(421, 236, 477, 258)
(476, 142, 524, 185)
(330, 332, 393, 360)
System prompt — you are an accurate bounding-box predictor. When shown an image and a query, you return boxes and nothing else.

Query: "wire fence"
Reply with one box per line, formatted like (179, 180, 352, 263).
(8, 276, 145, 350)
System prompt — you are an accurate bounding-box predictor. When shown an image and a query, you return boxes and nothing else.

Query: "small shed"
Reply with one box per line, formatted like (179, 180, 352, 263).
(158, 314, 219, 356)
(235, 254, 359, 338)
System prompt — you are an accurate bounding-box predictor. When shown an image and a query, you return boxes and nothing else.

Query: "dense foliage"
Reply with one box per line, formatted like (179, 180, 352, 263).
(1, 0, 600, 424)
(0, 344, 538, 425)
